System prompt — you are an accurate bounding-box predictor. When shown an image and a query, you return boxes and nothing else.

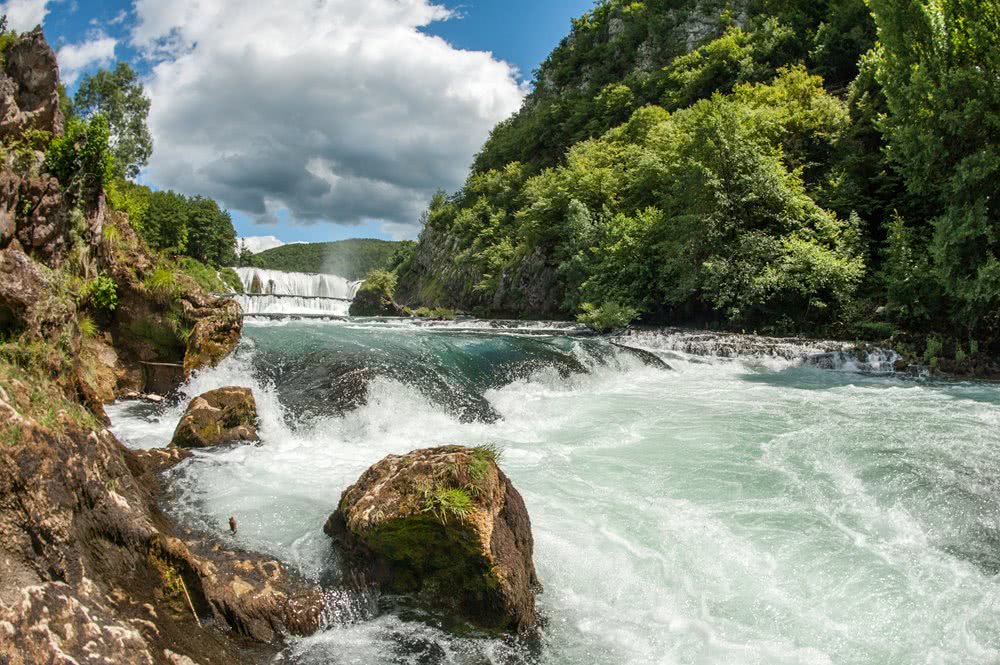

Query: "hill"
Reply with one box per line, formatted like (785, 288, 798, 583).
(395, 0, 1000, 370)
(249, 238, 413, 280)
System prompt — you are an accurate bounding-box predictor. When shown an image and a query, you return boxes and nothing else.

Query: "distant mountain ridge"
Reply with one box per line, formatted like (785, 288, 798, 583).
(249, 238, 413, 280)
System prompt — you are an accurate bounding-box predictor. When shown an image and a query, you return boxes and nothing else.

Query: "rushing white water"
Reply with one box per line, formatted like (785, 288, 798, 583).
(231, 294, 351, 316)
(107, 320, 1000, 665)
(233, 268, 361, 316)
(235, 267, 361, 298)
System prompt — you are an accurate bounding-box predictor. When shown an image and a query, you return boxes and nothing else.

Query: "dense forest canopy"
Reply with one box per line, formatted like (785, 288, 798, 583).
(397, 0, 1000, 366)
(244, 239, 414, 280)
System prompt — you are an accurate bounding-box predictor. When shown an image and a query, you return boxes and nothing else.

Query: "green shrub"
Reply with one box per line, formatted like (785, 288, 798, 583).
(43, 115, 115, 200)
(577, 302, 639, 333)
(84, 275, 118, 312)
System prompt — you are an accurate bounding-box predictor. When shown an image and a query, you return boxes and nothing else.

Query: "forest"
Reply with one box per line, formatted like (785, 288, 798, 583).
(396, 0, 1000, 367)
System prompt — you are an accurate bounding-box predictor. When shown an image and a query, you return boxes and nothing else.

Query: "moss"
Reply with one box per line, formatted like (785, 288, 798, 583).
(363, 515, 501, 605)
(128, 315, 186, 358)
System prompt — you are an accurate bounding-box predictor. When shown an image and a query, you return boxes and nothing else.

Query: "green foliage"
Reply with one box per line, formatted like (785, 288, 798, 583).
(869, 0, 1000, 339)
(250, 239, 410, 279)
(83, 275, 118, 312)
(106, 181, 236, 264)
(412, 306, 456, 320)
(44, 115, 115, 201)
(577, 302, 639, 333)
(78, 314, 98, 338)
(421, 486, 473, 523)
(73, 62, 153, 179)
(358, 269, 397, 300)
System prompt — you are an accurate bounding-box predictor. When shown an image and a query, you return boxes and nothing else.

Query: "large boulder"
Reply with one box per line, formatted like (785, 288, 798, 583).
(325, 445, 540, 632)
(182, 297, 243, 376)
(0, 27, 64, 141)
(171, 386, 259, 448)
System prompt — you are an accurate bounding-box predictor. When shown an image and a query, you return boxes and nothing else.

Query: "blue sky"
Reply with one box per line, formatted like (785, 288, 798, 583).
(9, 0, 596, 248)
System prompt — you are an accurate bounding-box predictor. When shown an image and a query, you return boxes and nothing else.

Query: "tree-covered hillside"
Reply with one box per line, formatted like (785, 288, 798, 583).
(246, 239, 414, 280)
(398, 0, 1000, 371)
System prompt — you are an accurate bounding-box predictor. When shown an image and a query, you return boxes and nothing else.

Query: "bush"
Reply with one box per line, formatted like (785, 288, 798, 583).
(83, 275, 118, 312)
(43, 115, 115, 200)
(577, 302, 639, 333)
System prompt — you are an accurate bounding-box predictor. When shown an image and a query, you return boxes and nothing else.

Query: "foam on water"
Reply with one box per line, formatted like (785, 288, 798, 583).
(108, 321, 1000, 664)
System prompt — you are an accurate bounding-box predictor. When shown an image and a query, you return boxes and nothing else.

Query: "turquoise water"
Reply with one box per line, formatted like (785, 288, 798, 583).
(108, 319, 1000, 664)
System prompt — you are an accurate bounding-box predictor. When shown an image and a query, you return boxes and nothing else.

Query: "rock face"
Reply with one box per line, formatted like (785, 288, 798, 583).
(0, 382, 323, 664)
(325, 445, 540, 632)
(171, 387, 259, 448)
(0, 27, 64, 141)
(182, 297, 243, 376)
(0, 245, 75, 341)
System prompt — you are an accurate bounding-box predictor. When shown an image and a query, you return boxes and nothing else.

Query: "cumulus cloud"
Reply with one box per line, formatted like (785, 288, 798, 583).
(56, 33, 117, 84)
(240, 235, 285, 254)
(131, 0, 525, 236)
(1, 0, 49, 31)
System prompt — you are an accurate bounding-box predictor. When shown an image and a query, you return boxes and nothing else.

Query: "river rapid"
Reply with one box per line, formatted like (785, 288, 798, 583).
(108, 317, 1000, 665)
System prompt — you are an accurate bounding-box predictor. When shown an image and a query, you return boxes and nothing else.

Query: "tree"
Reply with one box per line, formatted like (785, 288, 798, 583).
(73, 63, 153, 179)
(869, 0, 1000, 333)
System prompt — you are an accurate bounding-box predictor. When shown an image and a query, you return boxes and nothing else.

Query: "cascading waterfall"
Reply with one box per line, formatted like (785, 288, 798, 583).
(234, 267, 363, 316)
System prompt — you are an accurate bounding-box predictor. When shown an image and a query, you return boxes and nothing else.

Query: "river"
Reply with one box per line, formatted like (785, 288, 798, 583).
(107, 316, 1000, 665)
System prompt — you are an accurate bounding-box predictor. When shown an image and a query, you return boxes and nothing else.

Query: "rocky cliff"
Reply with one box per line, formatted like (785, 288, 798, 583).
(0, 29, 320, 663)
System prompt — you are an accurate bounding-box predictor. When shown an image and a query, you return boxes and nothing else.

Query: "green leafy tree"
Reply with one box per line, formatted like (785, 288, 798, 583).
(869, 0, 1000, 334)
(73, 63, 153, 179)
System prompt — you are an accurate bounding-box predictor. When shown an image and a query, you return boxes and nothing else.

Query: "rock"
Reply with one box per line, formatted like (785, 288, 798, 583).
(325, 445, 540, 632)
(171, 387, 259, 448)
(348, 286, 405, 317)
(0, 246, 75, 342)
(182, 298, 243, 376)
(0, 27, 64, 142)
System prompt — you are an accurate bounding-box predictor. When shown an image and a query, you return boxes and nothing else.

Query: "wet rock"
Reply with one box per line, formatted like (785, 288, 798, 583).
(0, 582, 155, 665)
(611, 341, 673, 369)
(171, 387, 259, 449)
(326, 445, 540, 632)
(182, 298, 243, 376)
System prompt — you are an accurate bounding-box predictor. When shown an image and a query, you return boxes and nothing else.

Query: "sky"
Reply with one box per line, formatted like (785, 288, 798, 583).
(0, 0, 595, 248)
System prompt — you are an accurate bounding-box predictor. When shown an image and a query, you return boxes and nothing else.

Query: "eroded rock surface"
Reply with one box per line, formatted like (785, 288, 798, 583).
(171, 387, 259, 449)
(326, 445, 539, 632)
(183, 297, 243, 376)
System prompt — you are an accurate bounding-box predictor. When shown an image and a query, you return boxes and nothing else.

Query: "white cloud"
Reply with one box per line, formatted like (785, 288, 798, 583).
(131, 0, 525, 233)
(240, 235, 285, 253)
(56, 33, 117, 84)
(1, 0, 49, 31)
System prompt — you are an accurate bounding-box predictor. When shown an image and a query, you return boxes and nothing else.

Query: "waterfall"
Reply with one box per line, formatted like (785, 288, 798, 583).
(234, 268, 362, 316)
(235, 268, 362, 299)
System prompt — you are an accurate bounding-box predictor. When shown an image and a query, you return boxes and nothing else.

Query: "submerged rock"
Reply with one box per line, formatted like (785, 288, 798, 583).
(171, 386, 259, 448)
(325, 445, 539, 632)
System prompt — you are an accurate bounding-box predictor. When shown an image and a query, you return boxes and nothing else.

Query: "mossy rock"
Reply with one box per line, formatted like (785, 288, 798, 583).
(182, 299, 242, 376)
(348, 287, 404, 317)
(324, 445, 539, 632)
(171, 386, 259, 448)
